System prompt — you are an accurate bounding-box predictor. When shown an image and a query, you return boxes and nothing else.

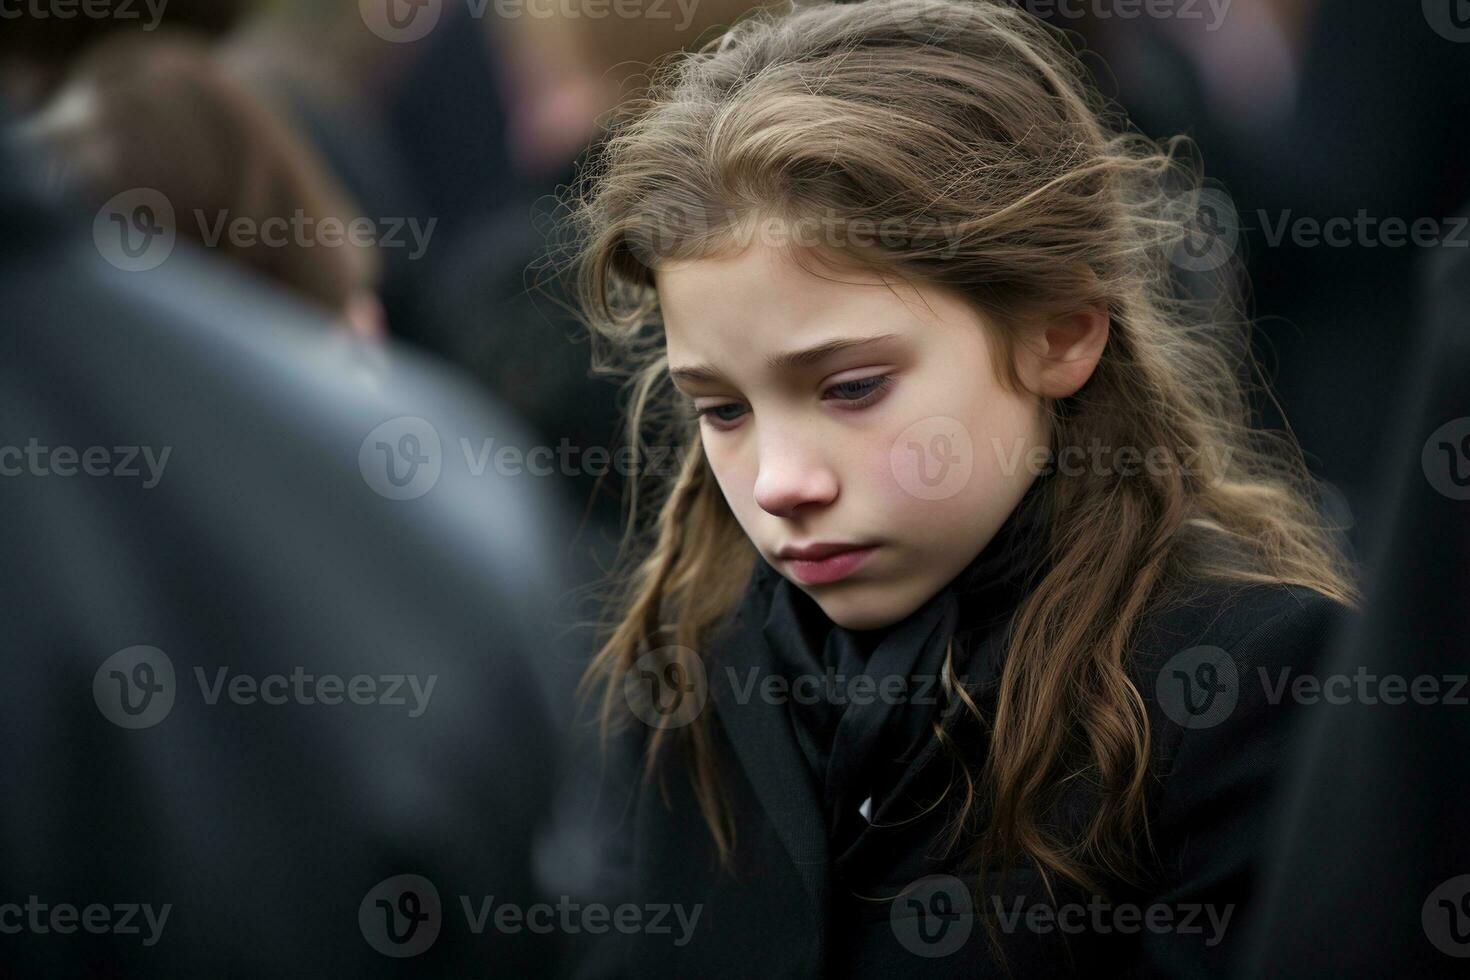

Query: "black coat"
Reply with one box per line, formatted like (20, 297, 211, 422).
(1239, 215, 1470, 977)
(574, 574, 1354, 979)
(0, 131, 575, 977)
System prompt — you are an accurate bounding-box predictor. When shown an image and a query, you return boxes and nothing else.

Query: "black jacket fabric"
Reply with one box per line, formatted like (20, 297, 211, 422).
(575, 554, 1354, 978)
(759, 472, 1054, 875)
(0, 133, 574, 977)
(1239, 216, 1470, 978)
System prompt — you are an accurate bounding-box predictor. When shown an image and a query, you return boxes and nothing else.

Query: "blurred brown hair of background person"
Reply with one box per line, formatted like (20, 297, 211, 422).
(0, 0, 256, 110)
(23, 31, 386, 339)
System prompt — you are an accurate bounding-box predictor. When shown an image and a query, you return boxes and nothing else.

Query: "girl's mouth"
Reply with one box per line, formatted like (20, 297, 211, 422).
(779, 544, 878, 585)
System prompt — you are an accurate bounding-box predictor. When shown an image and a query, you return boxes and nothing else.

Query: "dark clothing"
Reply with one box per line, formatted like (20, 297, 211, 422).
(577, 532, 1353, 977)
(1240, 216, 1470, 978)
(0, 132, 573, 977)
(762, 472, 1053, 865)
(1083, 0, 1470, 536)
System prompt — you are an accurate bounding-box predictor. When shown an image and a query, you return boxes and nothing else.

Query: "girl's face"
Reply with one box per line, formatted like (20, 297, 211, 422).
(658, 243, 1052, 631)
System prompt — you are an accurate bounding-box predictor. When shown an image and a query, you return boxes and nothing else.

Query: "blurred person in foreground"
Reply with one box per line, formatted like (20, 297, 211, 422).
(21, 31, 388, 339)
(1240, 212, 1470, 978)
(0, 79, 574, 980)
(223, 0, 777, 931)
(225, 0, 767, 556)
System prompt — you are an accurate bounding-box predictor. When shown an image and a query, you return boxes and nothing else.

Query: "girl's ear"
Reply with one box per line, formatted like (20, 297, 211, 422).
(1014, 306, 1109, 399)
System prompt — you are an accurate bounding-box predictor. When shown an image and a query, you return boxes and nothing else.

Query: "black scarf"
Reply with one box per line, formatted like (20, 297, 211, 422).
(747, 473, 1054, 857)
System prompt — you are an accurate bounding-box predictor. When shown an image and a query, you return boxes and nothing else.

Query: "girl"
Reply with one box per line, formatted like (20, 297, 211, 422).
(564, 1, 1358, 976)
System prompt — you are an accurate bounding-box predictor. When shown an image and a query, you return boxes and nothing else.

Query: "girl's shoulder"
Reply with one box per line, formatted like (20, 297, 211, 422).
(1132, 579, 1351, 676)
(1128, 578, 1357, 774)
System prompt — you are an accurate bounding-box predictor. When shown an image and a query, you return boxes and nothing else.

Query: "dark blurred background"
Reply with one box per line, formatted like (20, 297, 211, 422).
(1, 0, 1467, 976)
(10, 0, 1462, 560)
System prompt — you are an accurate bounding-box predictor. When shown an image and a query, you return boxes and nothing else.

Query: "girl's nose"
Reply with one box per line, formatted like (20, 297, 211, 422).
(752, 441, 839, 518)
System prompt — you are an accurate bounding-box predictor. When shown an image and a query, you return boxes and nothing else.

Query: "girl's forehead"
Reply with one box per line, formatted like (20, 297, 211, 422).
(658, 244, 935, 346)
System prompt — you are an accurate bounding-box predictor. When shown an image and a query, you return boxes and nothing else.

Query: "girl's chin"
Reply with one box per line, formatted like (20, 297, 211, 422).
(806, 583, 929, 632)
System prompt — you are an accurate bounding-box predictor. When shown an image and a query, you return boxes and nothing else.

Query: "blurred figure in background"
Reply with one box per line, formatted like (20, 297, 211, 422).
(0, 0, 254, 109)
(5, 0, 1464, 973)
(226, 3, 763, 575)
(23, 32, 387, 338)
(1241, 201, 1470, 979)
(221, 1, 773, 919)
(1060, 0, 1470, 544)
(0, 6, 577, 975)
(7, 6, 772, 944)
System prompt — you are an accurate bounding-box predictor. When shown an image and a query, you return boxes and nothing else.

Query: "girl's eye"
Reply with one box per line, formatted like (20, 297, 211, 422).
(695, 402, 749, 430)
(693, 375, 893, 430)
(823, 375, 893, 407)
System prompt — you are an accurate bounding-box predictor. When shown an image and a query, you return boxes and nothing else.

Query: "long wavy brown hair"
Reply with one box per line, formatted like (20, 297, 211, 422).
(558, 0, 1359, 906)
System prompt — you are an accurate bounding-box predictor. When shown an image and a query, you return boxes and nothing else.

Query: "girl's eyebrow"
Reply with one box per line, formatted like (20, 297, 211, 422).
(668, 332, 901, 387)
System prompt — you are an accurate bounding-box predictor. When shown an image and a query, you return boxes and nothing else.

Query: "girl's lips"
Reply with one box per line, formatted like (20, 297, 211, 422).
(784, 546, 878, 585)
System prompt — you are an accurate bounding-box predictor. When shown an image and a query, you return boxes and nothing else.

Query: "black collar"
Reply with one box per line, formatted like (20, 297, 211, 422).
(705, 470, 1055, 958)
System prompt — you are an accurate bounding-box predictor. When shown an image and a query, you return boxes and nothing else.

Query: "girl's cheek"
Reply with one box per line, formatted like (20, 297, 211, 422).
(882, 413, 979, 506)
(870, 443, 911, 517)
(703, 448, 751, 513)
